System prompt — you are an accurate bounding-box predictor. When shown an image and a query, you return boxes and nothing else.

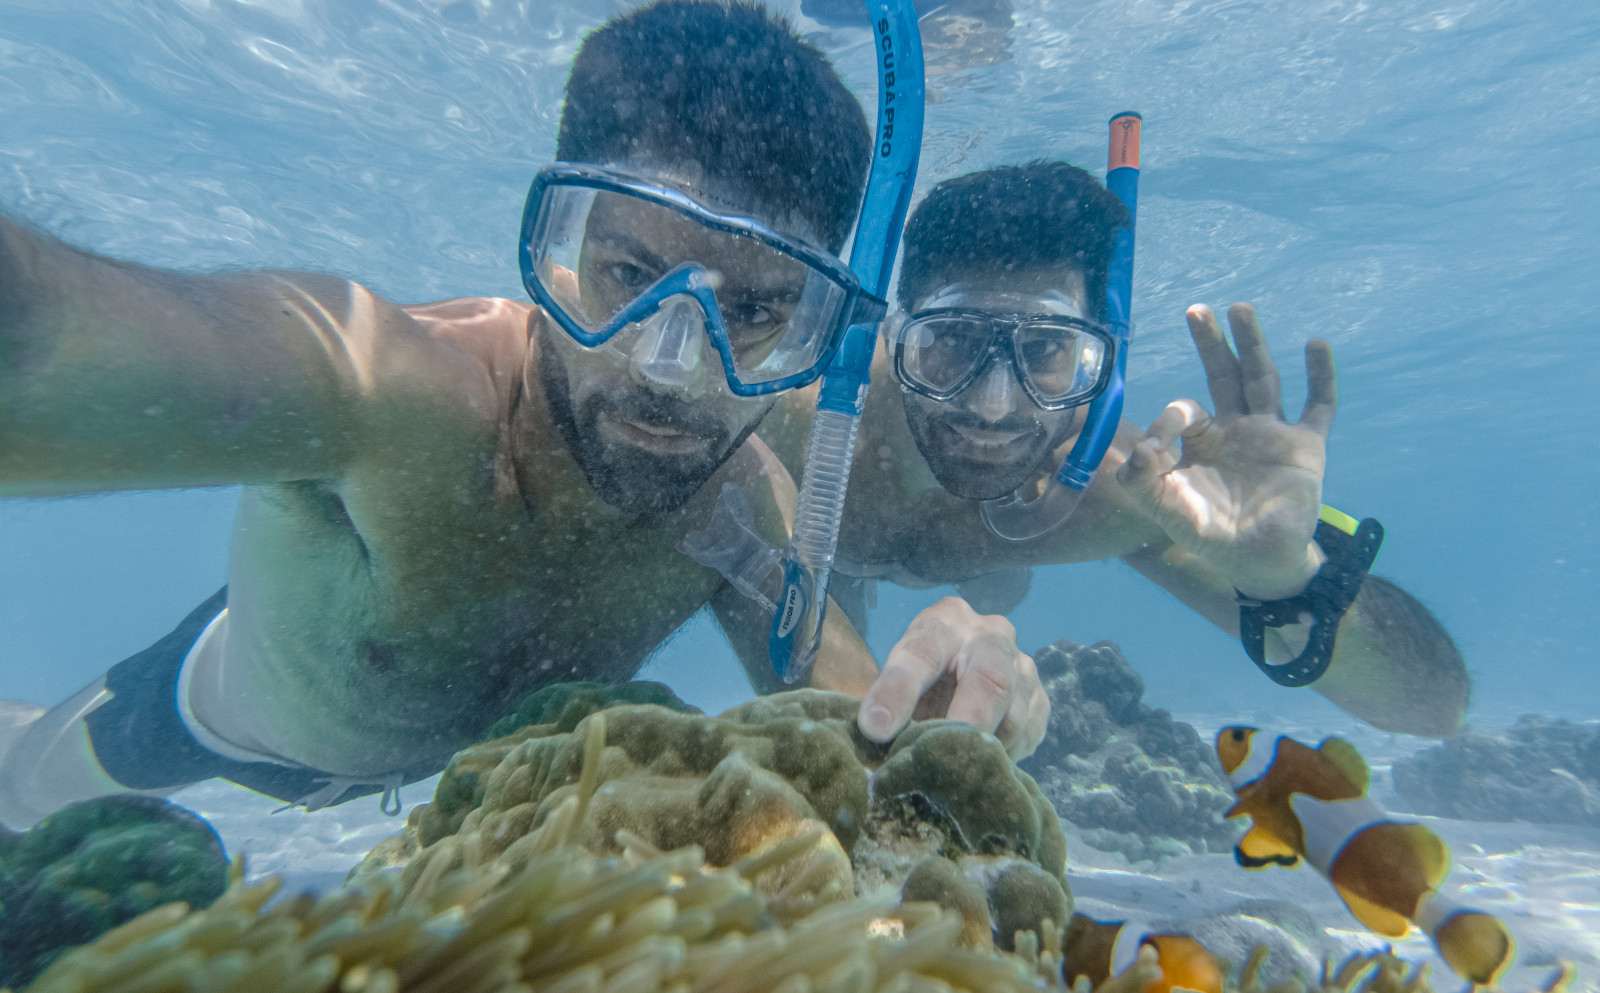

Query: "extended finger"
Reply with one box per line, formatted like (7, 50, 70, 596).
(1119, 398, 1208, 494)
(860, 628, 950, 742)
(995, 684, 1031, 758)
(1117, 435, 1169, 498)
(1227, 302, 1284, 419)
(1148, 398, 1211, 449)
(945, 630, 1017, 735)
(996, 656, 1048, 760)
(1186, 305, 1245, 418)
(1018, 685, 1051, 760)
(1300, 339, 1337, 437)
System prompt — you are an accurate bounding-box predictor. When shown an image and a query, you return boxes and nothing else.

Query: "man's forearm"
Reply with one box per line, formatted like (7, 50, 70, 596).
(1126, 542, 1468, 737)
(0, 214, 384, 495)
(0, 215, 53, 384)
(1276, 574, 1467, 737)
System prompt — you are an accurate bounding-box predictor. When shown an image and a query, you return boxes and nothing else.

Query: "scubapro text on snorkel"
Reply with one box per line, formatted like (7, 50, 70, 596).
(878, 17, 895, 158)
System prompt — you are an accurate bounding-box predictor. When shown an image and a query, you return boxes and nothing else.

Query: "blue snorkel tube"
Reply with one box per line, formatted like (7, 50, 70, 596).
(981, 111, 1142, 542)
(768, 0, 925, 682)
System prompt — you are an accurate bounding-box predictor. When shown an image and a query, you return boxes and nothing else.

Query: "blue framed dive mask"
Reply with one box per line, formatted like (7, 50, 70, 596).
(518, 164, 887, 397)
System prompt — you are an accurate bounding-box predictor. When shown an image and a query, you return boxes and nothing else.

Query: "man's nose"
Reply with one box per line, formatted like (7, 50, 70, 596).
(965, 361, 1022, 423)
(628, 298, 713, 395)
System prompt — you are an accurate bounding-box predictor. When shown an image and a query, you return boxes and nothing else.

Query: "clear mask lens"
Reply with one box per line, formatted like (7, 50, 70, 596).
(527, 183, 854, 388)
(901, 314, 994, 394)
(1014, 320, 1108, 402)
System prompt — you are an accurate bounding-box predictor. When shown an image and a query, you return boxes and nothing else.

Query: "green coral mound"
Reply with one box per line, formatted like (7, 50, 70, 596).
(357, 684, 1069, 948)
(878, 721, 1065, 872)
(0, 795, 228, 988)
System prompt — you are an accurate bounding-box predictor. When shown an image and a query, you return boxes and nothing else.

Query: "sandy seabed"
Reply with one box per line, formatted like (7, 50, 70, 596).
(171, 710, 1600, 992)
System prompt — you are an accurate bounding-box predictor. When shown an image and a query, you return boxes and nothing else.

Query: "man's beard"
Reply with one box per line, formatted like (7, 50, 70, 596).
(541, 353, 763, 516)
(904, 403, 1080, 501)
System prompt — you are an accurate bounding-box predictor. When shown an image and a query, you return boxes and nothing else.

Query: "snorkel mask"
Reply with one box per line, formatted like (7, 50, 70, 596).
(676, 0, 926, 684)
(980, 112, 1143, 541)
(520, 166, 888, 397)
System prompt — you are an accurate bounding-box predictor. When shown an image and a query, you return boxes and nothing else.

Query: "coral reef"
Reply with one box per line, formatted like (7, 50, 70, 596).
(0, 795, 228, 988)
(357, 686, 1068, 951)
(20, 714, 1096, 993)
(1391, 715, 1600, 827)
(20, 713, 1573, 993)
(1019, 641, 1235, 860)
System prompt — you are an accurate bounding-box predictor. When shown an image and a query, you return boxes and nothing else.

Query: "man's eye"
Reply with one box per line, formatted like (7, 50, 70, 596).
(605, 261, 653, 291)
(728, 302, 780, 328)
(1022, 339, 1065, 362)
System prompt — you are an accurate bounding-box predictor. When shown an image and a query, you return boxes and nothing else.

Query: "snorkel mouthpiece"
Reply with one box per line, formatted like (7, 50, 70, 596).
(767, 0, 925, 683)
(981, 111, 1142, 542)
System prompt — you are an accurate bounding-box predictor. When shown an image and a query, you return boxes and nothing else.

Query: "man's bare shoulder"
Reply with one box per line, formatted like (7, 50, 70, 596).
(354, 295, 537, 438)
(403, 295, 536, 377)
(325, 295, 538, 502)
(748, 433, 799, 517)
(654, 434, 801, 578)
(714, 433, 799, 533)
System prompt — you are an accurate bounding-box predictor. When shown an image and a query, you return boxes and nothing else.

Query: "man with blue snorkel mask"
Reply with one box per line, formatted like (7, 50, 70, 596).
(768, 159, 1469, 744)
(0, 0, 1028, 828)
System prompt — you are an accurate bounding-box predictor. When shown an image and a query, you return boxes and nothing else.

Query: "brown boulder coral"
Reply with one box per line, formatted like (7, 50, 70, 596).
(355, 686, 1068, 948)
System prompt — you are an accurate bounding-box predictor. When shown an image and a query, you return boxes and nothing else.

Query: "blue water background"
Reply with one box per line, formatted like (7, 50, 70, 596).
(1, 0, 1596, 727)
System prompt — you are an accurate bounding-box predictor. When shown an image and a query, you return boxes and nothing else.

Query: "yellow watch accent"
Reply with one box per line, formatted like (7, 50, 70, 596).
(1319, 504, 1360, 537)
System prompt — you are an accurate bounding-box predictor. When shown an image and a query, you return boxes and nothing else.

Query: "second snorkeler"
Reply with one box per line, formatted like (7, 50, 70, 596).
(762, 156, 1468, 743)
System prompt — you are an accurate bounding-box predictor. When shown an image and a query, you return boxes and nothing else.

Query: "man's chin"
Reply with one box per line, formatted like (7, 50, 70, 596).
(918, 430, 1055, 500)
(583, 441, 725, 515)
(927, 458, 1042, 501)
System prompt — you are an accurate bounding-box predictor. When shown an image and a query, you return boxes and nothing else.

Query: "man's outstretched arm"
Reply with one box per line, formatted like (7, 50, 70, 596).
(0, 214, 437, 496)
(1125, 540, 1467, 737)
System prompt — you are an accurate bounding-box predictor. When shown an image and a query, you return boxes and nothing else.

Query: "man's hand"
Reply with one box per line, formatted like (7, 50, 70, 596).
(857, 597, 1048, 760)
(1119, 303, 1336, 600)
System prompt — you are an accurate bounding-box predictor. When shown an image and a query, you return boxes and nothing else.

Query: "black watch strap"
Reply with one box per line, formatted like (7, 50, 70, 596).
(1238, 507, 1384, 687)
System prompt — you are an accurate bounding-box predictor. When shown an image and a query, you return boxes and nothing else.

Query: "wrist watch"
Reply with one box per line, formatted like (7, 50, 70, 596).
(1236, 505, 1384, 687)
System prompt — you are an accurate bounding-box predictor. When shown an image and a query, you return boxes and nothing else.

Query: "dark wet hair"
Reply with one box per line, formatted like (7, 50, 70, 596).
(556, 0, 871, 253)
(896, 160, 1128, 318)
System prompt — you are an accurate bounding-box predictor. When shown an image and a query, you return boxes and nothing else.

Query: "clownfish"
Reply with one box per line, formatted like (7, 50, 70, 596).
(1214, 726, 1515, 986)
(1061, 913, 1224, 993)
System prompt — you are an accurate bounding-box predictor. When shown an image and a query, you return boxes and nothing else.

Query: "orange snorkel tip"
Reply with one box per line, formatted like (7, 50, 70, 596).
(1108, 111, 1142, 172)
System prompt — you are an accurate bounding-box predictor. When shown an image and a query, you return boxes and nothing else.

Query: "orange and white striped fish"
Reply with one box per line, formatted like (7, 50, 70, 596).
(1061, 914, 1223, 993)
(1215, 725, 1515, 986)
